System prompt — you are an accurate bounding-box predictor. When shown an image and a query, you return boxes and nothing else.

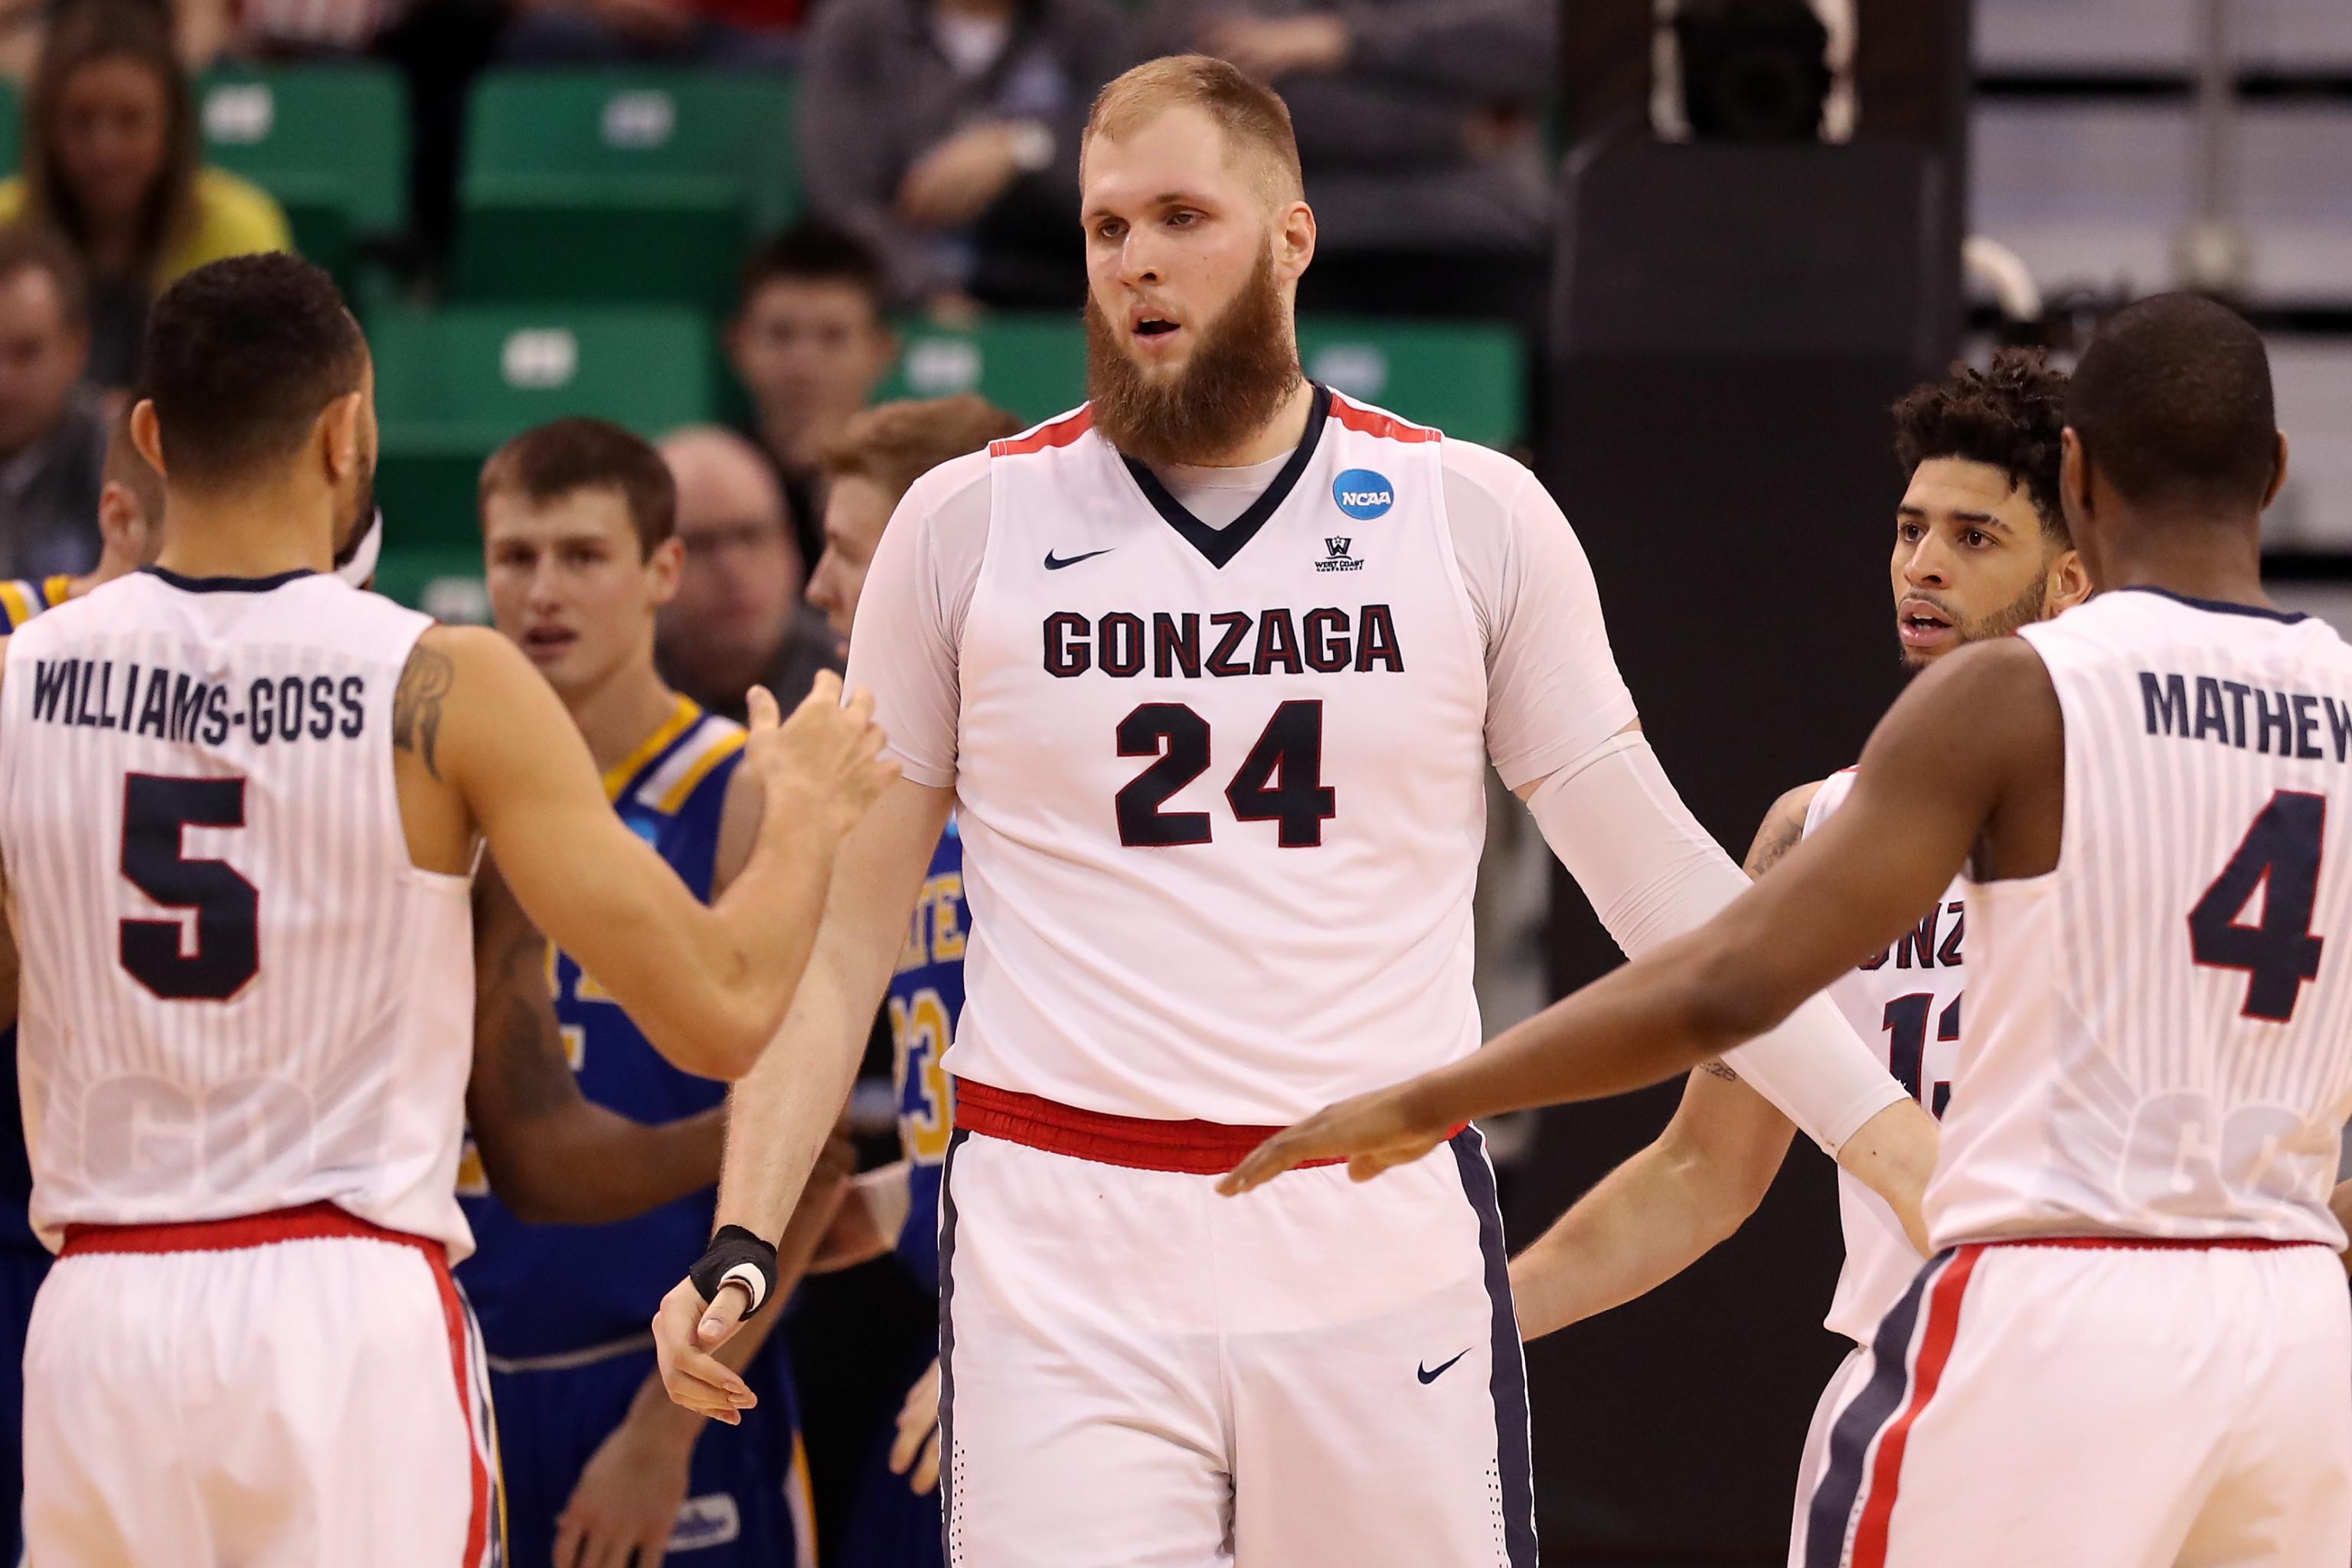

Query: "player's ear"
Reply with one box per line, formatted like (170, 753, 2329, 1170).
(2059, 426, 2092, 524)
(1272, 198, 1316, 286)
(319, 390, 364, 485)
(645, 534, 684, 608)
(129, 400, 166, 479)
(2047, 546, 2092, 612)
(2262, 432, 2290, 511)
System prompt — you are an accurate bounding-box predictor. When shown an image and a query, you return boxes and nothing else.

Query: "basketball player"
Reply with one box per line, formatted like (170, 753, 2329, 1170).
(799, 396, 1021, 1568)
(0, 404, 166, 631)
(462, 418, 844, 1568)
(653, 58, 1931, 1566)
(0, 253, 896, 1566)
(1230, 294, 2352, 1566)
(1503, 351, 2089, 1564)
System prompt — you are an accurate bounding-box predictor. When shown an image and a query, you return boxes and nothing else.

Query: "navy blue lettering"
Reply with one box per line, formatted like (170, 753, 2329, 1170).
(169, 675, 203, 744)
(135, 668, 169, 739)
(1896, 904, 1942, 969)
(1152, 614, 1200, 680)
(1099, 613, 1145, 678)
(2294, 693, 2324, 760)
(2329, 697, 2352, 764)
(1304, 609, 1350, 673)
(2140, 671, 2190, 737)
(1206, 612, 1253, 677)
(248, 678, 277, 744)
(308, 676, 337, 740)
(1254, 609, 1303, 675)
(29, 659, 70, 723)
(2256, 686, 2294, 756)
(2222, 680, 2252, 747)
(1354, 604, 1403, 674)
(75, 661, 108, 728)
(2194, 677, 2230, 743)
(118, 663, 139, 730)
(201, 685, 230, 746)
(338, 676, 364, 738)
(1936, 902, 1965, 966)
(1043, 612, 1089, 678)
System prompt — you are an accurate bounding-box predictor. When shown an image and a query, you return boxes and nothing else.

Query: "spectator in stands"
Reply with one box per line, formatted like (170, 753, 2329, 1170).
(1136, 2, 1554, 326)
(729, 225, 900, 566)
(0, 1, 292, 390)
(799, 0, 1134, 311)
(655, 426, 838, 724)
(0, 226, 105, 578)
(500, 0, 803, 65)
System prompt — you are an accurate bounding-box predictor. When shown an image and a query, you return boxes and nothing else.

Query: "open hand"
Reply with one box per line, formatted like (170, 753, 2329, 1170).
(748, 673, 900, 840)
(1217, 1087, 1450, 1196)
(553, 1406, 694, 1567)
(890, 1360, 942, 1495)
(897, 125, 1024, 229)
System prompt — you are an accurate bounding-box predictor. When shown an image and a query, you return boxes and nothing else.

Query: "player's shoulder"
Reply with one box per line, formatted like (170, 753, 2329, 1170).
(890, 444, 997, 555)
(1748, 779, 1830, 874)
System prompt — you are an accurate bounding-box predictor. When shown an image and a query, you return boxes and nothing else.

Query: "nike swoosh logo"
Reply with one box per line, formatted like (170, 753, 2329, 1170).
(1044, 547, 1115, 570)
(1416, 1349, 1471, 1385)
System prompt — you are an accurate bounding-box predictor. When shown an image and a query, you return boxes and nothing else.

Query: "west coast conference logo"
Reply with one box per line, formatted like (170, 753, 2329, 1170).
(1323, 469, 1391, 571)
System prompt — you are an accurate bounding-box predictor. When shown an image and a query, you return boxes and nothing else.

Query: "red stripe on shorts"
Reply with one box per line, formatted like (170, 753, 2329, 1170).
(423, 1249, 492, 1568)
(1851, 1243, 1984, 1568)
(60, 1199, 433, 1258)
(954, 1079, 1469, 1176)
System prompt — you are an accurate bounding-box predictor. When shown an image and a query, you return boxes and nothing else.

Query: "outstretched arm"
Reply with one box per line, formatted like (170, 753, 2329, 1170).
(416, 628, 897, 1079)
(463, 859, 724, 1225)
(653, 778, 952, 1419)
(1225, 638, 2056, 1190)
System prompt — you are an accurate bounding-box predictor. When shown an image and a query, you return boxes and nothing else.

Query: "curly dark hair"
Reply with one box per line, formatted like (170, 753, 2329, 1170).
(1891, 348, 2069, 543)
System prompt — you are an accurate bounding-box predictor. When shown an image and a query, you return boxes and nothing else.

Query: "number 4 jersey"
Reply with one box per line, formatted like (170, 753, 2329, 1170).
(845, 385, 1637, 1123)
(0, 568, 474, 1257)
(1932, 587, 2352, 1250)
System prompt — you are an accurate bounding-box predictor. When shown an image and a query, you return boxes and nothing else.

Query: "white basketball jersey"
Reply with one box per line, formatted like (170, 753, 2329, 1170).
(1803, 769, 1967, 1343)
(1929, 587, 2352, 1249)
(949, 390, 1493, 1122)
(0, 569, 475, 1256)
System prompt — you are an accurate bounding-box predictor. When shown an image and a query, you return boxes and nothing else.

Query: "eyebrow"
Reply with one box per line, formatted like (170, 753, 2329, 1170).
(1896, 505, 2010, 529)
(1083, 191, 1210, 224)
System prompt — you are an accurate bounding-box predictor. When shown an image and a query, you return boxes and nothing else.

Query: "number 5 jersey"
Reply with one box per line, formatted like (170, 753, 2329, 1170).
(1935, 587, 2352, 1250)
(0, 567, 474, 1259)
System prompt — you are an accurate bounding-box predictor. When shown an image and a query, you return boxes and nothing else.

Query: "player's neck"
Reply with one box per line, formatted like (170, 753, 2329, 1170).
(151, 484, 334, 580)
(1174, 376, 1317, 470)
(566, 657, 684, 775)
(2101, 515, 2272, 612)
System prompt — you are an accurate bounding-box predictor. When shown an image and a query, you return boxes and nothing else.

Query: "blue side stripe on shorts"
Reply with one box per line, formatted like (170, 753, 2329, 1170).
(1802, 1251, 1950, 1568)
(1449, 1126, 1539, 1568)
(936, 1128, 969, 1567)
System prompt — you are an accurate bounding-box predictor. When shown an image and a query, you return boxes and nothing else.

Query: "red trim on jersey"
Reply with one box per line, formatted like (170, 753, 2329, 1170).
(1851, 1244, 1982, 1568)
(1986, 1234, 2326, 1252)
(991, 407, 1094, 457)
(955, 1079, 1467, 1175)
(1327, 394, 1439, 444)
(60, 1199, 437, 1259)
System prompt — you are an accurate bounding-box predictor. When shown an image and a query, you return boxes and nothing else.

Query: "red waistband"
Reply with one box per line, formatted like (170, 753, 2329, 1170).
(60, 1200, 443, 1263)
(953, 1080, 1351, 1176)
(1979, 1235, 2326, 1253)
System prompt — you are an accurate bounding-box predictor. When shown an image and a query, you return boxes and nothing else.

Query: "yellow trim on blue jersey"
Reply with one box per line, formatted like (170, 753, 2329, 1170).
(651, 727, 746, 815)
(40, 575, 70, 609)
(600, 695, 701, 803)
(0, 581, 35, 630)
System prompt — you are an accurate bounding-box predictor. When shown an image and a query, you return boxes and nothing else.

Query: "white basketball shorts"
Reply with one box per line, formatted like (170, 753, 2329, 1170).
(936, 1081, 1537, 1568)
(22, 1202, 501, 1567)
(1792, 1237, 2350, 1568)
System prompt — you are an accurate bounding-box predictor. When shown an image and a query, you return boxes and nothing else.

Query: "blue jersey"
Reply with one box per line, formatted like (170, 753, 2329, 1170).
(0, 577, 73, 634)
(887, 818, 965, 1295)
(457, 697, 746, 1360)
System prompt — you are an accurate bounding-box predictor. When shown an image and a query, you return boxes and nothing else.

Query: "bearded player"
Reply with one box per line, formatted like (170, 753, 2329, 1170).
(653, 57, 1931, 1566)
(1505, 351, 2089, 1565)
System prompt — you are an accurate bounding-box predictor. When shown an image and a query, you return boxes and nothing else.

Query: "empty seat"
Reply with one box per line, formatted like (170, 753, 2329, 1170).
(197, 65, 410, 283)
(1296, 319, 1527, 449)
(455, 71, 798, 315)
(370, 305, 717, 549)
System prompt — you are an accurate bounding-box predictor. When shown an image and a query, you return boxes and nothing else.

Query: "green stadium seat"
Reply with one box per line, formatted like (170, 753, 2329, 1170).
(876, 315, 1527, 447)
(198, 65, 410, 283)
(0, 78, 18, 180)
(1297, 319, 1527, 449)
(371, 545, 492, 623)
(370, 305, 717, 550)
(455, 71, 799, 315)
(877, 316, 1087, 425)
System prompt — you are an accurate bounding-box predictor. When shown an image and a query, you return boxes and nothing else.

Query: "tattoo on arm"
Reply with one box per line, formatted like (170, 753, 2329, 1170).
(1743, 808, 1807, 879)
(393, 642, 455, 781)
(1699, 1059, 1740, 1082)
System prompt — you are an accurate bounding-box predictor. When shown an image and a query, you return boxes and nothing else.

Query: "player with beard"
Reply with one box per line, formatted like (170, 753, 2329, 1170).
(1501, 351, 2089, 1566)
(652, 57, 1932, 1566)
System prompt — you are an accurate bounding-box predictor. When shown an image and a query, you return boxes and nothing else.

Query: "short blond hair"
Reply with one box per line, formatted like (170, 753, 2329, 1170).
(1083, 54, 1305, 204)
(821, 396, 1022, 506)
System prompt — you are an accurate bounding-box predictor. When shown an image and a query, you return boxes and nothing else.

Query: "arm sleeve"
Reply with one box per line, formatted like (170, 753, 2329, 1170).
(1463, 452, 1638, 790)
(1521, 732, 1907, 1154)
(841, 457, 988, 789)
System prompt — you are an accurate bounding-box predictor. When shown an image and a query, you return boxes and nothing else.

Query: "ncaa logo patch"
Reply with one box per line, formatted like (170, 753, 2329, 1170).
(1332, 469, 1394, 521)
